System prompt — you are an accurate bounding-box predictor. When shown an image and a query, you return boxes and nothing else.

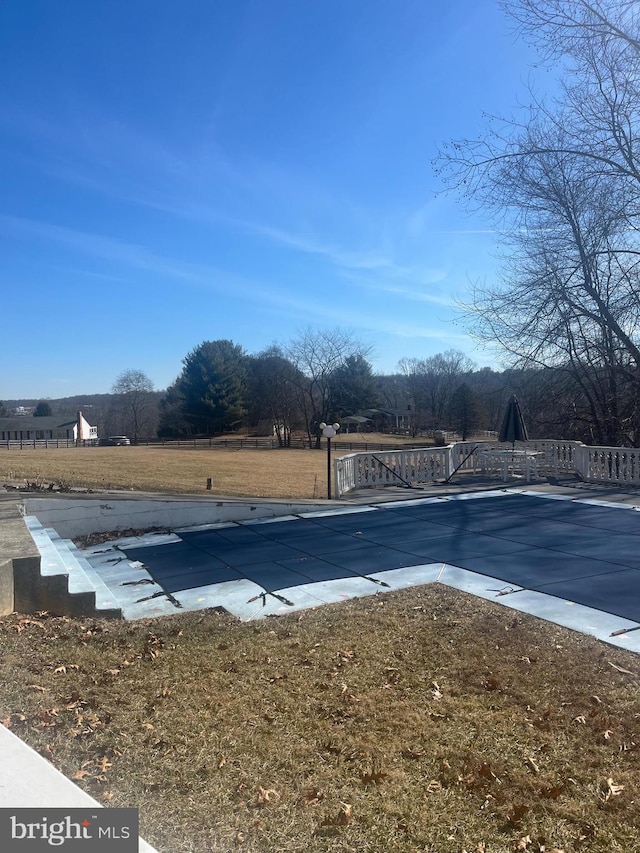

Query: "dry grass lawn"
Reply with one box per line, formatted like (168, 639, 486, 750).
(0, 446, 337, 499)
(0, 433, 447, 500)
(1, 587, 639, 853)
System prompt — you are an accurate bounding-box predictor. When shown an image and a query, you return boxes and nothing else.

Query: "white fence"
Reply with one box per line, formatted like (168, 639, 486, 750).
(333, 439, 640, 497)
(580, 446, 640, 485)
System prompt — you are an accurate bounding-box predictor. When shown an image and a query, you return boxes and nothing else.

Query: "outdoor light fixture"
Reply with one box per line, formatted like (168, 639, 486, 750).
(319, 422, 340, 499)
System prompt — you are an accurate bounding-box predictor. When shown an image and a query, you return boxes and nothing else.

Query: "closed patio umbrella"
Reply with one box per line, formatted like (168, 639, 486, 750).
(499, 395, 528, 449)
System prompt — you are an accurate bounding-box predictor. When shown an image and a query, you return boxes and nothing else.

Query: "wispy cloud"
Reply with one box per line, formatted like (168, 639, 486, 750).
(376, 321, 469, 341)
(240, 221, 393, 272)
(1, 106, 492, 329)
(0, 214, 201, 281)
(0, 213, 272, 297)
(0, 213, 381, 326)
(2, 105, 420, 277)
(355, 279, 456, 308)
(436, 228, 500, 235)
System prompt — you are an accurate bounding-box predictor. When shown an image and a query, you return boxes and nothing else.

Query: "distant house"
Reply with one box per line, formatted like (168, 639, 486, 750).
(356, 408, 413, 432)
(341, 415, 373, 433)
(0, 411, 98, 444)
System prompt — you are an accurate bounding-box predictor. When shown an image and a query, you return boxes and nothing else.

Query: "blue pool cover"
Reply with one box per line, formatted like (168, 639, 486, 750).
(122, 493, 640, 623)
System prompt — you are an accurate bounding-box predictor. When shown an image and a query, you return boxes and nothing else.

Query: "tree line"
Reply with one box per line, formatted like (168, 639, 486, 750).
(2, 331, 507, 444)
(8, 324, 638, 446)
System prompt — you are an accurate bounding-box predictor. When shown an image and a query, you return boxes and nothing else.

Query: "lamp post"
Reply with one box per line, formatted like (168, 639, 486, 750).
(319, 422, 340, 499)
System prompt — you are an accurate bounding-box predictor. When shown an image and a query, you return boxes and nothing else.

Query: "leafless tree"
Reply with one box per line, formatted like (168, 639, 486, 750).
(397, 350, 476, 434)
(285, 328, 373, 447)
(112, 369, 156, 443)
(462, 136, 640, 443)
(436, 0, 640, 443)
(502, 0, 640, 60)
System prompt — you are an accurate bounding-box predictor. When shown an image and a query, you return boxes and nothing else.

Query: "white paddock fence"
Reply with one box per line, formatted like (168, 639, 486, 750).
(333, 439, 640, 498)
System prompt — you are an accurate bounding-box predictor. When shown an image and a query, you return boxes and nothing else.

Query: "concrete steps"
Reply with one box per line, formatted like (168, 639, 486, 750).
(21, 517, 122, 619)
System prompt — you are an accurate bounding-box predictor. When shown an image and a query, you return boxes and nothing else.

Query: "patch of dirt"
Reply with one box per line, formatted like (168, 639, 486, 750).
(73, 527, 169, 548)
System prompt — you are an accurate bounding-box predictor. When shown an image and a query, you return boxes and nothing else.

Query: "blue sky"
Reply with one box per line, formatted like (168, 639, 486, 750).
(1, 0, 543, 399)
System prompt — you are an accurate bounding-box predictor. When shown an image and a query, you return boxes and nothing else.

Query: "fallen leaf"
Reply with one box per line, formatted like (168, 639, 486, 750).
(72, 770, 91, 780)
(540, 784, 563, 799)
(426, 779, 442, 794)
(479, 763, 501, 783)
(217, 756, 226, 769)
(515, 835, 532, 851)
(524, 755, 540, 774)
(361, 769, 388, 785)
(0, 712, 26, 729)
(608, 661, 635, 675)
(256, 786, 279, 806)
(53, 664, 79, 675)
(301, 788, 325, 806)
(402, 747, 426, 759)
(602, 777, 624, 801)
(14, 618, 45, 632)
(39, 707, 59, 720)
(322, 802, 352, 826)
(577, 824, 598, 841)
(506, 803, 529, 825)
